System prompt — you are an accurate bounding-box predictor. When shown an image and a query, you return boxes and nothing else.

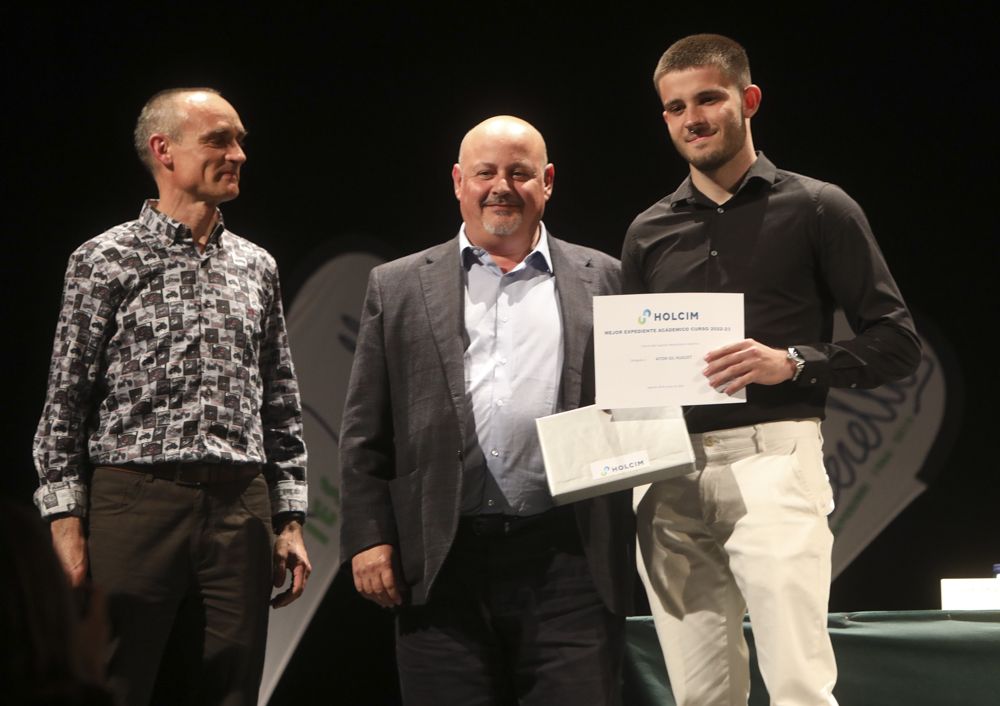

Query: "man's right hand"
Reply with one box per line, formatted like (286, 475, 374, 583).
(351, 543, 402, 608)
(50, 515, 88, 587)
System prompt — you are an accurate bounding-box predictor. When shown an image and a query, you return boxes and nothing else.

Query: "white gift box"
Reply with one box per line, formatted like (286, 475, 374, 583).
(536, 404, 695, 505)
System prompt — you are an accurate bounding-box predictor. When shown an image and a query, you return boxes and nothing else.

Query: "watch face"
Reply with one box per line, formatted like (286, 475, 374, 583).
(787, 348, 805, 381)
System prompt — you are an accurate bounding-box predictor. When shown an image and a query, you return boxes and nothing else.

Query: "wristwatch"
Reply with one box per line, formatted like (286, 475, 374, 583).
(786, 347, 805, 382)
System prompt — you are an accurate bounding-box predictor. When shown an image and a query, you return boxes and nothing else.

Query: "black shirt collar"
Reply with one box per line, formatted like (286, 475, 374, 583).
(669, 152, 778, 208)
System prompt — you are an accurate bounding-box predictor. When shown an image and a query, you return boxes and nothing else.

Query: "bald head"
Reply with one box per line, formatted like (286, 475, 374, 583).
(134, 87, 222, 173)
(458, 115, 548, 168)
(452, 115, 554, 254)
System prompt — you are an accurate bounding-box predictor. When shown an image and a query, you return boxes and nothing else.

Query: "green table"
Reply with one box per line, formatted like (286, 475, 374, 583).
(624, 611, 1000, 706)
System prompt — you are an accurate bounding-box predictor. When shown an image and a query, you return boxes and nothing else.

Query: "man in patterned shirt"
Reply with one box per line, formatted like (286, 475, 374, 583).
(33, 87, 311, 706)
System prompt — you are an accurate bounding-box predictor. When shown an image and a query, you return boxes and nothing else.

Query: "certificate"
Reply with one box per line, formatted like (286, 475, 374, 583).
(594, 292, 745, 408)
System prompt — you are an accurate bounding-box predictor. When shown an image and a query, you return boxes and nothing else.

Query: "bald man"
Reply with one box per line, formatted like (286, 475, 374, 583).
(33, 88, 310, 706)
(340, 116, 634, 705)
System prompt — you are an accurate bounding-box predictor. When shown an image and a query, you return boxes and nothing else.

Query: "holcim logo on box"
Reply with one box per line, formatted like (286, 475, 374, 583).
(590, 451, 651, 480)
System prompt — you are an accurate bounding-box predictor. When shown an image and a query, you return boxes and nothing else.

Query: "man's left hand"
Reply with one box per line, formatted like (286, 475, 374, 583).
(271, 520, 312, 608)
(703, 338, 796, 395)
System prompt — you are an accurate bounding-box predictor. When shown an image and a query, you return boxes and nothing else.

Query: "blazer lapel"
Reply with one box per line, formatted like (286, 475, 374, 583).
(417, 239, 468, 415)
(549, 235, 597, 412)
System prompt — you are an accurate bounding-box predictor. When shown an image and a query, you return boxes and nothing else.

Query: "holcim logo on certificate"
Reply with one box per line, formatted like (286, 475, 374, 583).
(590, 450, 651, 479)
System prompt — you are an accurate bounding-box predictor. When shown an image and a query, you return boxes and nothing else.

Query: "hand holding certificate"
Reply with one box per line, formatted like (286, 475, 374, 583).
(536, 293, 744, 502)
(593, 293, 746, 409)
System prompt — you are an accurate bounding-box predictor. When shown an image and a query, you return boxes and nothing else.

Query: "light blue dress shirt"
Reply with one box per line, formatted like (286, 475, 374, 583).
(459, 224, 563, 516)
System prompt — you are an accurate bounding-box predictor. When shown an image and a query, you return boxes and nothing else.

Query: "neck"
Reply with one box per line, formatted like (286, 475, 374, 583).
(468, 225, 540, 274)
(155, 192, 220, 252)
(689, 142, 758, 205)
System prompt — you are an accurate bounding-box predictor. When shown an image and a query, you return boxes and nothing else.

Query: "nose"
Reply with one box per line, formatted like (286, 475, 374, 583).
(228, 141, 247, 164)
(683, 106, 706, 132)
(490, 172, 513, 195)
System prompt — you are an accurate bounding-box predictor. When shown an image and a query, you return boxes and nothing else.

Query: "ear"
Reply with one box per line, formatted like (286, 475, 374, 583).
(742, 84, 762, 119)
(149, 134, 172, 168)
(543, 163, 555, 201)
(451, 163, 462, 200)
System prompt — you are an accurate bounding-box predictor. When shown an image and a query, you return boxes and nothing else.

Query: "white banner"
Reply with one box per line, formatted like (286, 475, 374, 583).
(259, 250, 386, 704)
(825, 312, 946, 577)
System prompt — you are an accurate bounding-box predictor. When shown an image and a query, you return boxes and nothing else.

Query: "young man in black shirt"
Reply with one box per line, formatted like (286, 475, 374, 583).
(623, 34, 920, 706)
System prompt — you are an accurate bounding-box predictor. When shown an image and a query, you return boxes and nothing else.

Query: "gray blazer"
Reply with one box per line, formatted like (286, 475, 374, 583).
(339, 234, 634, 614)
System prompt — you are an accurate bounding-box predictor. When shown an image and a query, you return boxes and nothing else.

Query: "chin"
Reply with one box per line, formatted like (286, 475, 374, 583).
(484, 218, 521, 237)
(689, 151, 733, 173)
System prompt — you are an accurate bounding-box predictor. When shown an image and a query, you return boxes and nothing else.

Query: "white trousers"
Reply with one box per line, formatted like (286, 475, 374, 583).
(635, 419, 839, 706)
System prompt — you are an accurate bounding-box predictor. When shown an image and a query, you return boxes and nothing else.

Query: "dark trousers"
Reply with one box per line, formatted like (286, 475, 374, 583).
(395, 506, 625, 706)
(87, 466, 273, 706)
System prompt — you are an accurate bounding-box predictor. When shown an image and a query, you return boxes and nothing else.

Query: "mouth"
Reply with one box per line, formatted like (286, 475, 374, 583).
(482, 200, 521, 210)
(684, 128, 716, 144)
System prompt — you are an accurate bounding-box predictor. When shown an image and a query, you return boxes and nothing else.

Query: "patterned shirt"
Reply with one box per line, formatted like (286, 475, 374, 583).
(33, 201, 308, 519)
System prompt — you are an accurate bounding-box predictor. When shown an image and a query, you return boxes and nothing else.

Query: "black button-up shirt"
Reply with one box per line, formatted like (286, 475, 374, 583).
(622, 154, 920, 433)
(33, 201, 308, 518)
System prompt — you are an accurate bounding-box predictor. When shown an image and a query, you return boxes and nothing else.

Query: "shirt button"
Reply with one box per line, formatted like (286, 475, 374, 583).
(716, 207, 724, 214)
(710, 250, 719, 257)
(487, 499, 496, 507)
(498, 357, 507, 365)
(490, 448, 500, 457)
(496, 399, 505, 407)
(703, 437, 716, 447)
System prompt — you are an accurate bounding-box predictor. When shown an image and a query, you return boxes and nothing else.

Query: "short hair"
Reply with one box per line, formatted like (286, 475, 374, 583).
(133, 87, 221, 173)
(653, 34, 751, 90)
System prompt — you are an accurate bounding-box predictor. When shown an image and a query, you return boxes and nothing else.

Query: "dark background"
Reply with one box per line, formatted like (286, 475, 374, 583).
(4, 4, 995, 704)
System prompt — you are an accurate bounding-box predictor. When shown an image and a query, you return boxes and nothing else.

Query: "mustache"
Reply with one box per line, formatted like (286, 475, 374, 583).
(685, 124, 715, 141)
(482, 195, 522, 207)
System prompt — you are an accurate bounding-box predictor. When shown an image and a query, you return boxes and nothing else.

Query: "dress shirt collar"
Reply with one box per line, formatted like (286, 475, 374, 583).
(138, 199, 226, 248)
(458, 222, 553, 275)
(669, 151, 778, 208)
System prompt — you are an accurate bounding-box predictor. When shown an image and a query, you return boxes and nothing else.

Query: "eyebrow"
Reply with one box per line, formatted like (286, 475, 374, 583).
(470, 160, 535, 171)
(663, 88, 728, 109)
(202, 126, 248, 141)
